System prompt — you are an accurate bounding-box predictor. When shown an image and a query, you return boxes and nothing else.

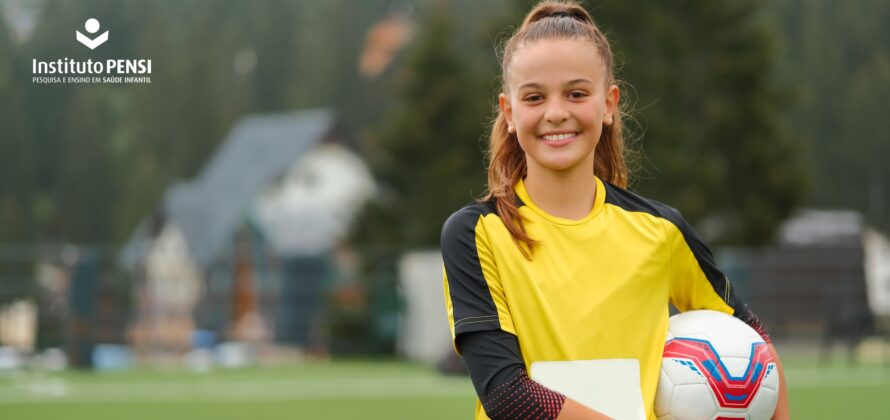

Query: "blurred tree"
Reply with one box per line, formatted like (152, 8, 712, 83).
(351, 1, 492, 246)
(608, 0, 807, 244)
(21, 0, 154, 241)
(844, 52, 890, 226)
(0, 10, 34, 241)
(773, 0, 890, 230)
(9, 0, 391, 243)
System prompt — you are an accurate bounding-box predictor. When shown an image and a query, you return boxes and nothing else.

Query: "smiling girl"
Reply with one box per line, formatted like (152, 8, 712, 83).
(440, 1, 790, 419)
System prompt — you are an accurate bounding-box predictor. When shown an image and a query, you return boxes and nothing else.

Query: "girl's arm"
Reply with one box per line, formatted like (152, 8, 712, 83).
(556, 398, 613, 420)
(663, 208, 788, 419)
(459, 330, 612, 420)
(768, 343, 790, 420)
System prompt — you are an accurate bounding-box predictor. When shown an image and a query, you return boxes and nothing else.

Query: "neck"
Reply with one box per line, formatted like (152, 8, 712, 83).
(523, 159, 597, 221)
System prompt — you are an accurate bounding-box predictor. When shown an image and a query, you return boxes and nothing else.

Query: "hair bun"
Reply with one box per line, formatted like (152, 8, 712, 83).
(523, 2, 594, 28)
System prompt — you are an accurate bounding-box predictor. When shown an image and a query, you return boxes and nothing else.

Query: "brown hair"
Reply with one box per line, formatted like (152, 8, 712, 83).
(481, 0, 628, 259)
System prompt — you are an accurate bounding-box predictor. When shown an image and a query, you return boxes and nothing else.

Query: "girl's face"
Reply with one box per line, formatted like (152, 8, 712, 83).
(500, 38, 619, 175)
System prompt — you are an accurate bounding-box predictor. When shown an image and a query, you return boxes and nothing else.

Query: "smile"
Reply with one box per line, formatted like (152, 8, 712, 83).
(539, 131, 579, 146)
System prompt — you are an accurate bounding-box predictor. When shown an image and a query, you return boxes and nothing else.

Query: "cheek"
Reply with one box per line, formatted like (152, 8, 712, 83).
(515, 132, 535, 153)
(513, 109, 538, 129)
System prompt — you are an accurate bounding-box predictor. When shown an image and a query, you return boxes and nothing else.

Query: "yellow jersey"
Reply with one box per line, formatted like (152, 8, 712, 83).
(442, 176, 753, 419)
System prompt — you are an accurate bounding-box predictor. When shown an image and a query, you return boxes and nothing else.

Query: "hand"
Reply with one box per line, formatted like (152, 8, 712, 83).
(556, 398, 614, 420)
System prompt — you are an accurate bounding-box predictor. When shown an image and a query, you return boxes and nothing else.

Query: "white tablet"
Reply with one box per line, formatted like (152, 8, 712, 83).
(530, 359, 646, 420)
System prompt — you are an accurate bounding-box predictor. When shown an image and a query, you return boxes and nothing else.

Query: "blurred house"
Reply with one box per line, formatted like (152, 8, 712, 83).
(719, 208, 890, 362)
(120, 108, 375, 361)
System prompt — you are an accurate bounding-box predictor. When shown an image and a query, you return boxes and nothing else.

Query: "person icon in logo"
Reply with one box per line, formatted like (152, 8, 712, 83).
(76, 18, 108, 49)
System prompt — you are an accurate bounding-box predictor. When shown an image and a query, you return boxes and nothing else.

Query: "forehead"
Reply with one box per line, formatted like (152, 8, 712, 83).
(506, 38, 606, 89)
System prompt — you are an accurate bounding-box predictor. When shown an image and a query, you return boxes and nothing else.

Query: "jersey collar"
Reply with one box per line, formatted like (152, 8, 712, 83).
(515, 176, 606, 226)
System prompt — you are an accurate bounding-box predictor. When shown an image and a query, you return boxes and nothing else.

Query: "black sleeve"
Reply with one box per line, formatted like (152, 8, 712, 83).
(737, 307, 772, 344)
(441, 205, 506, 339)
(661, 206, 772, 344)
(458, 330, 566, 420)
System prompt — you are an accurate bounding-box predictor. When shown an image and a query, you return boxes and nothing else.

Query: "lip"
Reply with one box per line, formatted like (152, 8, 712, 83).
(538, 131, 579, 147)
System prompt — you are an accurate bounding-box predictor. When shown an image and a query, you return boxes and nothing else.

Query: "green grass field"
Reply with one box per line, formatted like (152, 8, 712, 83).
(1, 357, 888, 419)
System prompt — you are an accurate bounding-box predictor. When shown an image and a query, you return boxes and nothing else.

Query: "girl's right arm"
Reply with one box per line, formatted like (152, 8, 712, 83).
(443, 205, 609, 419)
(459, 330, 611, 420)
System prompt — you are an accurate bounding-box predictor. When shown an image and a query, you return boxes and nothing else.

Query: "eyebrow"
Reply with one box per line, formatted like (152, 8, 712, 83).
(517, 79, 594, 90)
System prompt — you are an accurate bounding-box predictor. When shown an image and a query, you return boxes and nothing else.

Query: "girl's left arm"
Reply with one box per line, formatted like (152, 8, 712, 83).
(662, 210, 789, 419)
(768, 343, 790, 420)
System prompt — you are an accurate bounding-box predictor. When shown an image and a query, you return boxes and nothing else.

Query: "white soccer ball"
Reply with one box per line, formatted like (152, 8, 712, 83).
(654, 310, 779, 420)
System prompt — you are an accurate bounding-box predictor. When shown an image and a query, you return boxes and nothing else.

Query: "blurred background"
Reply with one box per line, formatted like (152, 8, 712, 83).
(0, 0, 888, 418)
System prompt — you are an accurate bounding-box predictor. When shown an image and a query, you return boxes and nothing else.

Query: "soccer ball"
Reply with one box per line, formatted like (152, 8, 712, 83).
(654, 310, 779, 420)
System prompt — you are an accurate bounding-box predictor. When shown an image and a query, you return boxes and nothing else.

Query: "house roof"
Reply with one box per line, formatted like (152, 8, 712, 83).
(778, 208, 864, 246)
(120, 108, 333, 269)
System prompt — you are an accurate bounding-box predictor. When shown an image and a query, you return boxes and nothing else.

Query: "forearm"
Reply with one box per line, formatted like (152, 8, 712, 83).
(459, 330, 613, 419)
(460, 330, 567, 419)
(768, 343, 790, 420)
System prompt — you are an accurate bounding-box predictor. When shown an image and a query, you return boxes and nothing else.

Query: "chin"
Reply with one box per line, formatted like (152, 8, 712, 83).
(537, 157, 584, 172)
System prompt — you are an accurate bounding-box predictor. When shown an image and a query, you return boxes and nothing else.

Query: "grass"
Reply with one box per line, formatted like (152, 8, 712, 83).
(782, 356, 890, 419)
(1, 356, 888, 419)
(0, 360, 477, 420)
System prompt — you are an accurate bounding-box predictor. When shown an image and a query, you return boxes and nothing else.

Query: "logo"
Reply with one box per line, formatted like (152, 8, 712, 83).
(76, 18, 108, 49)
(663, 338, 775, 409)
(32, 18, 152, 85)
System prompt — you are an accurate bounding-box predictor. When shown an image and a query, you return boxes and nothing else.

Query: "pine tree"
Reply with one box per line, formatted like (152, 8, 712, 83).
(352, 3, 492, 246)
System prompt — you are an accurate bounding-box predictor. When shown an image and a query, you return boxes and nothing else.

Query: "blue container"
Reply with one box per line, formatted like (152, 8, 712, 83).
(91, 344, 133, 372)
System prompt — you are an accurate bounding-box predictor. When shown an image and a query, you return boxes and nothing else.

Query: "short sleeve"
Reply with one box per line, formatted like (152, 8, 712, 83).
(664, 210, 772, 342)
(664, 209, 745, 316)
(441, 205, 515, 353)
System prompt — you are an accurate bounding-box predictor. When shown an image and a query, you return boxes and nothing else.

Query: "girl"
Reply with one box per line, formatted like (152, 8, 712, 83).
(440, 1, 790, 419)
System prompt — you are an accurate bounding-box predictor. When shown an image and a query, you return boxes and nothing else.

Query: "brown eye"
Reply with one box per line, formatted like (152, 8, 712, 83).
(568, 91, 588, 100)
(524, 94, 544, 103)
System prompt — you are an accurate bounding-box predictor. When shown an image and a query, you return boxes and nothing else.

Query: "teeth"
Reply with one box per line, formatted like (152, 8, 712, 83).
(542, 132, 576, 141)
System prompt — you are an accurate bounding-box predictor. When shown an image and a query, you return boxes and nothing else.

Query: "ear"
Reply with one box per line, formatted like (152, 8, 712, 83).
(499, 93, 515, 133)
(603, 84, 619, 126)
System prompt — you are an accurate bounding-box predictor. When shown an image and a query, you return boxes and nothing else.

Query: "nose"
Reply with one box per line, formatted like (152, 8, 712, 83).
(544, 99, 569, 124)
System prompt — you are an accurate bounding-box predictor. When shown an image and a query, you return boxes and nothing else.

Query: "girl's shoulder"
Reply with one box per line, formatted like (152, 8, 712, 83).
(440, 200, 497, 247)
(600, 181, 684, 226)
(442, 200, 499, 230)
